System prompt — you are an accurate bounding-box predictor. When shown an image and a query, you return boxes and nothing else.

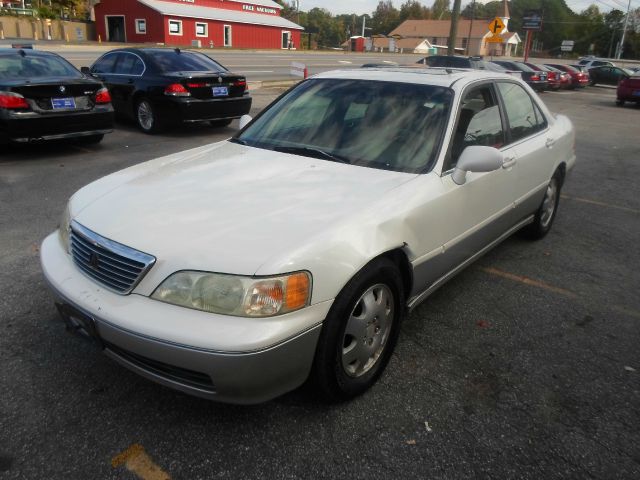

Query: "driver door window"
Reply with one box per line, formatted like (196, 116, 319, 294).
(449, 85, 505, 169)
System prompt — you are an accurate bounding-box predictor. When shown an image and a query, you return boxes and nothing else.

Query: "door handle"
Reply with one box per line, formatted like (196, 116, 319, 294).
(502, 157, 517, 169)
(546, 138, 556, 148)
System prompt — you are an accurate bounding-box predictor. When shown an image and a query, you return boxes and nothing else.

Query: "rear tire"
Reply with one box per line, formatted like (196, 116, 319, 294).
(210, 119, 233, 128)
(311, 257, 405, 401)
(135, 98, 163, 134)
(521, 170, 562, 240)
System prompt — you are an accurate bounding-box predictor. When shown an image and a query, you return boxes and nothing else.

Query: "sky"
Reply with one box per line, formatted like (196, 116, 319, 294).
(296, 0, 632, 15)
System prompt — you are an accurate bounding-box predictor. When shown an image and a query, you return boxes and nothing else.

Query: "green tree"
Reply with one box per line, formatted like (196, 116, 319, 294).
(399, 0, 431, 21)
(431, 0, 450, 20)
(371, 1, 401, 35)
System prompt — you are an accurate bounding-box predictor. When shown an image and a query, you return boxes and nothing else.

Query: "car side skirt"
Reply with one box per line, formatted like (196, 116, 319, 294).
(407, 214, 535, 312)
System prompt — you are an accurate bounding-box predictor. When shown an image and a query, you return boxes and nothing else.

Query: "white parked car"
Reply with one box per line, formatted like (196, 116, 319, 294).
(41, 68, 576, 404)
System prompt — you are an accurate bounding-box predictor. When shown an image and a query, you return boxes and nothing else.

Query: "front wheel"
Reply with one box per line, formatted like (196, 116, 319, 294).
(311, 257, 405, 401)
(521, 171, 562, 240)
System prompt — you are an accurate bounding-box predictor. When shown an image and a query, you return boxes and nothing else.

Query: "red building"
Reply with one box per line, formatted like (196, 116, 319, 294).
(94, 0, 303, 49)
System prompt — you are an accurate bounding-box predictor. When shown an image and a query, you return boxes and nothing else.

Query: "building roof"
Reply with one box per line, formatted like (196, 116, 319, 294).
(138, 0, 303, 30)
(227, 0, 282, 9)
(389, 19, 490, 39)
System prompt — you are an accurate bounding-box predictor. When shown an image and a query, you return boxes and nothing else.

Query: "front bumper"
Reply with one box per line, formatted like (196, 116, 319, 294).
(40, 232, 331, 404)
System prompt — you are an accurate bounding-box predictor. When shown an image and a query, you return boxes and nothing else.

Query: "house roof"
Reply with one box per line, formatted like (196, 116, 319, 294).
(137, 0, 303, 30)
(227, 0, 282, 9)
(389, 19, 490, 39)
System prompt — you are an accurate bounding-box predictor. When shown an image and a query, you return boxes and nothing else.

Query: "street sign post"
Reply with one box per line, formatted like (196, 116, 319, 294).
(522, 10, 543, 31)
(561, 40, 574, 52)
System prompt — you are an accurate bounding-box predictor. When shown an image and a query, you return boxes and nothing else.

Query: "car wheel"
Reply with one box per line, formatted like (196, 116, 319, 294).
(521, 170, 562, 240)
(76, 134, 104, 145)
(136, 98, 162, 134)
(616, 99, 625, 107)
(311, 257, 405, 401)
(210, 119, 233, 128)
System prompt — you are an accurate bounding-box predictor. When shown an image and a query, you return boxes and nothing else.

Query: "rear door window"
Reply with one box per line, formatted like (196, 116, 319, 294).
(497, 82, 547, 143)
(113, 53, 145, 75)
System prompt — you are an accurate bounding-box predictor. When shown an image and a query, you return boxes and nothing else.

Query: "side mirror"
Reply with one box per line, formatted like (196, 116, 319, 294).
(451, 146, 504, 185)
(80, 66, 92, 75)
(238, 114, 253, 130)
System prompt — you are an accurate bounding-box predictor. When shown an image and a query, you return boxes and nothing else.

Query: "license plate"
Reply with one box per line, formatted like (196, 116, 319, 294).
(56, 303, 102, 348)
(51, 97, 76, 109)
(212, 86, 228, 97)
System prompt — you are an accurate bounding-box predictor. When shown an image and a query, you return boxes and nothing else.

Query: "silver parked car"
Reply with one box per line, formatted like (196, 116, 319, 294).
(41, 68, 576, 404)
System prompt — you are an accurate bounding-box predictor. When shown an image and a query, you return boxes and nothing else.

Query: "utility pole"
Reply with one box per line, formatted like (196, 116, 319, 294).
(362, 16, 366, 37)
(466, 0, 476, 56)
(616, 0, 631, 59)
(448, 0, 462, 55)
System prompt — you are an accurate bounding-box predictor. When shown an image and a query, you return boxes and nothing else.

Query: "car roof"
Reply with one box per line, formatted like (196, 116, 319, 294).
(0, 48, 59, 57)
(313, 67, 518, 88)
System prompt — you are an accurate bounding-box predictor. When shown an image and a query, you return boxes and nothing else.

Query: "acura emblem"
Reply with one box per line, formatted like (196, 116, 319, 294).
(59, 86, 66, 93)
(89, 253, 99, 269)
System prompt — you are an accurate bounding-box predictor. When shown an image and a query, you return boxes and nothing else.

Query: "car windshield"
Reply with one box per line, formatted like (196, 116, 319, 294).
(513, 62, 536, 72)
(483, 61, 508, 72)
(235, 79, 452, 174)
(0, 53, 81, 79)
(146, 50, 225, 72)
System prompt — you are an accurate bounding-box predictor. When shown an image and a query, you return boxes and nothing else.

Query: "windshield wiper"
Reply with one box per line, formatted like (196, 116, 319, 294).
(273, 146, 351, 164)
(228, 137, 248, 146)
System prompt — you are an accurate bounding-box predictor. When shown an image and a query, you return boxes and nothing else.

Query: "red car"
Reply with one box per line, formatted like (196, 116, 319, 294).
(545, 64, 589, 89)
(617, 73, 640, 106)
(525, 63, 561, 90)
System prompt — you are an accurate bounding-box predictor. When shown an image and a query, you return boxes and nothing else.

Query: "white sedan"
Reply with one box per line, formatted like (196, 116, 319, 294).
(41, 68, 575, 404)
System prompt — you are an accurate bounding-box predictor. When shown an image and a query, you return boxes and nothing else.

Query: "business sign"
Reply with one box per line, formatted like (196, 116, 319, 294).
(522, 10, 543, 31)
(561, 40, 575, 52)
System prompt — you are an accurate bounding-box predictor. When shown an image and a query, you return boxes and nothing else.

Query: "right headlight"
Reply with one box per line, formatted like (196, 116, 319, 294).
(151, 271, 311, 317)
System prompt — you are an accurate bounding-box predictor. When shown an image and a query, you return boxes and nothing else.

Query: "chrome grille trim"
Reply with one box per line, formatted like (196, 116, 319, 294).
(70, 220, 156, 294)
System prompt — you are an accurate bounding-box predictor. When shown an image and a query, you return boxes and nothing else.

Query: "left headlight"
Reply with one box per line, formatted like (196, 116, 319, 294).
(58, 202, 71, 253)
(151, 271, 312, 317)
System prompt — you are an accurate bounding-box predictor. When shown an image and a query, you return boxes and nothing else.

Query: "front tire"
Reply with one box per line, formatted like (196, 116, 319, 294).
(311, 257, 405, 401)
(521, 170, 562, 240)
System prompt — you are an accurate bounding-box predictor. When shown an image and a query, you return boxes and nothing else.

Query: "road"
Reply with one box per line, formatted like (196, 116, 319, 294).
(1, 82, 639, 478)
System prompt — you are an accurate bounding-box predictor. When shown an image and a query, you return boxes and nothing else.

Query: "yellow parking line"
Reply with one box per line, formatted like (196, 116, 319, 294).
(112, 444, 171, 480)
(561, 195, 640, 214)
(481, 267, 578, 299)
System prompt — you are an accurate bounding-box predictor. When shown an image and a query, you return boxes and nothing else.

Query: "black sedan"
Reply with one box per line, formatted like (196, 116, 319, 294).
(0, 48, 114, 145)
(491, 60, 549, 91)
(85, 48, 251, 134)
(587, 66, 633, 86)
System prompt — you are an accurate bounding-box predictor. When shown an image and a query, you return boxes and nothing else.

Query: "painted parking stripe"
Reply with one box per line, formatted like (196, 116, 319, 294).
(112, 444, 171, 480)
(481, 267, 578, 299)
(561, 195, 640, 214)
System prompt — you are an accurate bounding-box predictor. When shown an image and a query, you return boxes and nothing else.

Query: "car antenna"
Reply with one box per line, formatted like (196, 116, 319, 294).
(19, 49, 26, 57)
(175, 48, 181, 54)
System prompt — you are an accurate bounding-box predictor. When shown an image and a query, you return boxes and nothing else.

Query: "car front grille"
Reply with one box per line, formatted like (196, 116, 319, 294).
(70, 221, 155, 294)
(104, 341, 216, 392)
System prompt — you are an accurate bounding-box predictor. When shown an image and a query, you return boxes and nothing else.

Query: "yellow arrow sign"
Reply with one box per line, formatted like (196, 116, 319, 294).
(488, 17, 506, 35)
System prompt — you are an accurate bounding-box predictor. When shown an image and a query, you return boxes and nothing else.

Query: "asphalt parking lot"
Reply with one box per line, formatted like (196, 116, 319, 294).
(1, 84, 639, 479)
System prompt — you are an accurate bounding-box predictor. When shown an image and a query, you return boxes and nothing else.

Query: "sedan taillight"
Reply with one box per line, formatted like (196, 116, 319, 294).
(164, 83, 191, 97)
(94, 88, 112, 104)
(0, 92, 29, 110)
(531, 75, 540, 81)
